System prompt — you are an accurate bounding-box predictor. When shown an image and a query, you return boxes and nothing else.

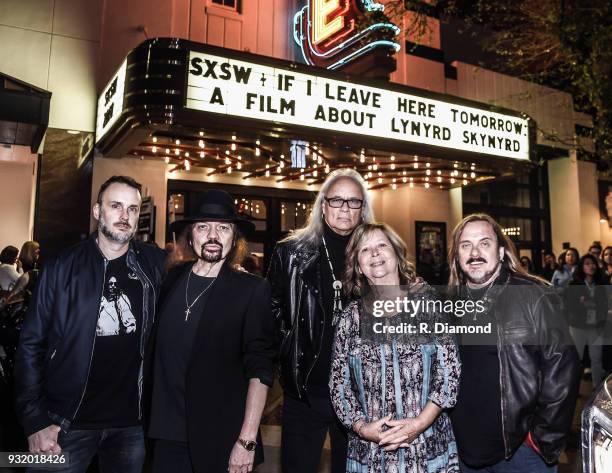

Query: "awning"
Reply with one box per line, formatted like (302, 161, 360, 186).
(0, 73, 51, 152)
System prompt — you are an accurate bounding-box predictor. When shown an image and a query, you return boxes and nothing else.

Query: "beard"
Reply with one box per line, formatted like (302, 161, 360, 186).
(199, 239, 226, 263)
(99, 213, 136, 244)
(462, 258, 501, 285)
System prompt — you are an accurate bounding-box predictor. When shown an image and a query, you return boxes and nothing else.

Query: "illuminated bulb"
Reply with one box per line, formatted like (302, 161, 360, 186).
(390, 155, 395, 161)
(256, 139, 260, 146)
(360, 155, 365, 163)
(463, 173, 467, 178)
(199, 151, 205, 159)
(277, 166, 282, 174)
(325, 165, 330, 173)
(426, 162, 430, 168)
(280, 161, 285, 168)
(437, 170, 442, 175)
(426, 170, 431, 176)
(164, 156, 170, 164)
(425, 177, 429, 182)
(402, 171, 407, 176)
(367, 165, 372, 171)
(378, 172, 382, 177)
(232, 134, 236, 141)
(199, 131, 204, 136)
(265, 170, 270, 177)
(317, 156, 322, 165)
(414, 156, 418, 161)
(300, 174, 305, 181)
(410, 177, 414, 182)
(152, 146, 157, 153)
(437, 177, 442, 183)
(255, 148, 260, 156)
(184, 160, 190, 171)
(231, 143, 237, 151)
(378, 178, 383, 184)
(471, 172, 476, 178)
(225, 157, 231, 165)
(174, 149, 180, 156)
(413, 163, 419, 169)
(373, 164, 378, 171)
(425, 183, 430, 189)
(392, 184, 397, 190)
(450, 178, 456, 184)
(454, 162, 458, 168)
(392, 178, 396, 183)
(313, 170, 318, 177)
(199, 140, 205, 148)
(367, 172, 372, 178)
(402, 177, 407, 183)
(227, 166, 232, 174)
(463, 179, 468, 185)
(313, 146, 318, 150)
(225, 150, 230, 155)
(175, 139, 180, 145)
(152, 136, 158, 143)
(266, 164, 269, 169)
(390, 163, 395, 170)
(410, 182, 414, 188)
(165, 148, 170, 154)
(237, 162, 242, 170)
(471, 165, 476, 171)
(185, 152, 190, 158)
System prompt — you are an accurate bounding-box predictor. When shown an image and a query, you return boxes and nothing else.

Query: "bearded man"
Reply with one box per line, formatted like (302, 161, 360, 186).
(15, 175, 166, 472)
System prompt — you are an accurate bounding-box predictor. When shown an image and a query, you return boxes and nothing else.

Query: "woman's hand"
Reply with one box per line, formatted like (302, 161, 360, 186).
(378, 417, 427, 451)
(354, 414, 393, 443)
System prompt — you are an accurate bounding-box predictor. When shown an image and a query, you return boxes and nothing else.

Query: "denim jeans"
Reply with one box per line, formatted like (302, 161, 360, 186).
(28, 425, 145, 473)
(459, 444, 556, 473)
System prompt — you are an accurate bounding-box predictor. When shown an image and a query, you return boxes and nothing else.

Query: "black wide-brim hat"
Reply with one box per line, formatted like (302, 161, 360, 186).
(170, 189, 255, 238)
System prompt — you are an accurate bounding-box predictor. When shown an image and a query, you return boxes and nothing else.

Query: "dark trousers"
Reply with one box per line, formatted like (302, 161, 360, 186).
(460, 444, 557, 473)
(27, 425, 144, 473)
(152, 439, 194, 473)
(281, 393, 347, 473)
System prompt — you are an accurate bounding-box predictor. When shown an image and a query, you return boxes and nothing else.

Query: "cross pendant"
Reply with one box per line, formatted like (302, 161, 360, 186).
(185, 308, 191, 321)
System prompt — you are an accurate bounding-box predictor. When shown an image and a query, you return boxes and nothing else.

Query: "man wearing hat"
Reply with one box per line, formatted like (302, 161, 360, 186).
(146, 189, 275, 473)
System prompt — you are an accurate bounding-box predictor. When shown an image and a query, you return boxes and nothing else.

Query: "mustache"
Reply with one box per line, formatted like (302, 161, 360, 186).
(114, 221, 131, 229)
(466, 257, 487, 265)
(201, 239, 223, 250)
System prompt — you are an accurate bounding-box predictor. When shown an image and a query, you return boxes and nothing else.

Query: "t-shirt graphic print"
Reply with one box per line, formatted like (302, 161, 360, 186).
(97, 275, 137, 335)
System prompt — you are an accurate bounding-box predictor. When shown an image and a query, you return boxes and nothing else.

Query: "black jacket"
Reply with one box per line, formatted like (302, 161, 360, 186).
(267, 240, 327, 401)
(145, 261, 275, 473)
(14, 235, 165, 436)
(471, 270, 580, 464)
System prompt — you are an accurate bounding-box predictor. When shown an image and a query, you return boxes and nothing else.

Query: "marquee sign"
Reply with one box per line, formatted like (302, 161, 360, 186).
(293, 0, 400, 70)
(96, 60, 127, 142)
(185, 51, 530, 161)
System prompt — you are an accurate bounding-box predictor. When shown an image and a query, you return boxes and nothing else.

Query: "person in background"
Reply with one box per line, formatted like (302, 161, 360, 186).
(601, 246, 612, 282)
(520, 256, 534, 274)
(330, 223, 460, 472)
(551, 248, 579, 290)
(563, 254, 609, 388)
(588, 243, 604, 269)
(0, 246, 21, 292)
(540, 252, 558, 282)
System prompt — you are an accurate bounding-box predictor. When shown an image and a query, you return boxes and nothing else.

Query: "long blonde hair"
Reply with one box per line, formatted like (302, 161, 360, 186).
(344, 223, 417, 298)
(282, 169, 375, 250)
(447, 213, 548, 286)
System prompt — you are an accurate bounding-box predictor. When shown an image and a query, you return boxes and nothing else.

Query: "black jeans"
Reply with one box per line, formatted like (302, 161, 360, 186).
(152, 439, 194, 473)
(281, 393, 347, 473)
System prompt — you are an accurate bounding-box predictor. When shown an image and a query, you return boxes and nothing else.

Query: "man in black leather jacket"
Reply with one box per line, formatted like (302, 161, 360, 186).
(14, 176, 165, 473)
(267, 169, 374, 473)
(448, 213, 580, 473)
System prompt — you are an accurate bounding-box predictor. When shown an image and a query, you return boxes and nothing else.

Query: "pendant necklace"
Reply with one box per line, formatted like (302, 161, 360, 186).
(322, 236, 343, 325)
(184, 267, 216, 321)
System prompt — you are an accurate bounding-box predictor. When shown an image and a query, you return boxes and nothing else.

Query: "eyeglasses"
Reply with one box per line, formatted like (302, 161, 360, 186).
(324, 197, 363, 209)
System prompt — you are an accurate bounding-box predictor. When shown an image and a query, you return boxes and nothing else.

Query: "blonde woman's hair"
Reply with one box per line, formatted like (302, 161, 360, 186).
(343, 223, 417, 298)
(447, 213, 548, 286)
(282, 168, 374, 250)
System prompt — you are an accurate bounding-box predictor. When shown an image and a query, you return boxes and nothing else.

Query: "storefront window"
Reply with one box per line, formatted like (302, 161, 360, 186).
(499, 217, 532, 241)
(168, 193, 185, 224)
(236, 198, 267, 231)
(281, 201, 313, 232)
(211, 0, 238, 10)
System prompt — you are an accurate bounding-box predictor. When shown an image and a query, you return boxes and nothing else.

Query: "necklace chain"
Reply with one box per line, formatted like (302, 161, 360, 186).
(322, 236, 343, 323)
(184, 266, 216, 321)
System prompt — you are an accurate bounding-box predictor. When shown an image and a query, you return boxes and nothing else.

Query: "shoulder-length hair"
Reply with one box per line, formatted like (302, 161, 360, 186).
(573, 254, 606, 284)
(447, 213, 547, 286)
(343, 223, 417, 298)
(282, 168, 374, 250)
(168, 223, 247, 270)
(19, 241, 40, 272)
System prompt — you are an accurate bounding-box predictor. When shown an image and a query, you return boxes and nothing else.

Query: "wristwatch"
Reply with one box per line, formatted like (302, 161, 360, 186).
(238, 437, 257, 451)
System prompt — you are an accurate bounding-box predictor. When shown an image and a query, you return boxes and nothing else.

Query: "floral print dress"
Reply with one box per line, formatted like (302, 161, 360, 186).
(330, 298, 461, 473)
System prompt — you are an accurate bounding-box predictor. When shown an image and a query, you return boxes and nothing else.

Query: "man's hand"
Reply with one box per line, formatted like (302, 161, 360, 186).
(356, 414, 393, 443)
(27, 425, 61, 454)
(378, 417, 426, 452)
(228, 441, 255, 473)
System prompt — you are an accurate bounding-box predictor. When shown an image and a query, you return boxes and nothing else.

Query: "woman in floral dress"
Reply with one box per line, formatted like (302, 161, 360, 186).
(330, 223, 460, 472)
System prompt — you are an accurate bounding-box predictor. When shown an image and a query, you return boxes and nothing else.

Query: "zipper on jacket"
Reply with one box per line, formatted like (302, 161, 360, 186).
(303, 270, 327, 390)
(496, 317, 509, 457)
(73, 257, 107, 420)
(50, 349, 57, 360)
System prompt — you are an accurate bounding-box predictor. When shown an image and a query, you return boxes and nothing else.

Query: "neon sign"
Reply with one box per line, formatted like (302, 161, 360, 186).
(294, 0, 400, 70)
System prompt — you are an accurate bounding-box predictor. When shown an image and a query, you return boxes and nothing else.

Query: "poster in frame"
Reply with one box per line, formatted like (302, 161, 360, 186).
(415, 221, 447, 286)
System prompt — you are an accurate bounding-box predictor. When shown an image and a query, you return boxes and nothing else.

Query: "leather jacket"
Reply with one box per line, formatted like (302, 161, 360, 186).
(267, 240, 325, 402)
(475, 269, 580, 464)
(14, 235, 166, 436)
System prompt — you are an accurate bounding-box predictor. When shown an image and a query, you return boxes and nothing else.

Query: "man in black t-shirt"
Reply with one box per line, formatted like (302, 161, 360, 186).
(15, 176, 166, 473)
(448, 214, 579, 473)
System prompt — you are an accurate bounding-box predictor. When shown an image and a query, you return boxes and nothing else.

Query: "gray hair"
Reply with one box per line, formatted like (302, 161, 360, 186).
(282, 168, 374, 250)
